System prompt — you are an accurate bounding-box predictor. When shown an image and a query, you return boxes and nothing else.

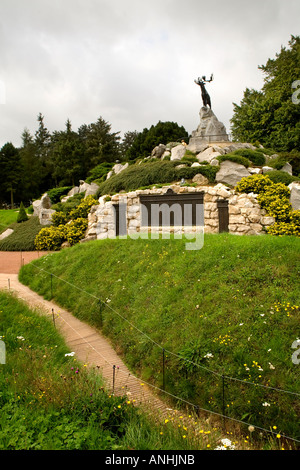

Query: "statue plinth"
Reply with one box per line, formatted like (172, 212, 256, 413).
(187, 107, 229, 153)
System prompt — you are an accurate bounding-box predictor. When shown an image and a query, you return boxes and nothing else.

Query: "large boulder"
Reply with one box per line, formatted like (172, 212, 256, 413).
(151, 144, 167, 158)
(0, 228, 14, 240)
(196, 146, 222, 163)
(216, 160, 250, 186)
(289, 181, 300, 210)
(170, 144, 187, 161)
(280, 162, 293, 175)
(79, 180, 99, 196)
(106, 163, 129, 180)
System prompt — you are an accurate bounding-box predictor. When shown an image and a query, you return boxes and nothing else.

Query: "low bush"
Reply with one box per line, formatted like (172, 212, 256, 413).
(265, 170, 299, 186)
(52, 193, 85, 214)
(47, 186, 72, 204)
(232, 149, 266, 166)
(217, 153, 251, 167)
(34, 225, 66, 251)
(86, 162, 114, 184)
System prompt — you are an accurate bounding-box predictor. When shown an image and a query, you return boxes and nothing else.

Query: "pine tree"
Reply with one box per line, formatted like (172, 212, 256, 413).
(17, 202, 28, 223)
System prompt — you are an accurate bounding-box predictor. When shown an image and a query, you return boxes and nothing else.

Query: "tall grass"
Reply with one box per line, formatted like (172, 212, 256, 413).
(19, 233, 300, 446)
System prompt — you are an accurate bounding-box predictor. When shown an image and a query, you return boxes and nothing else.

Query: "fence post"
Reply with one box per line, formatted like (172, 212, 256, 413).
(222, 372, 226, 430)
(99, 299, 103, 327)
(50, 273, 53, 299)
(112, 365, 116, 394)
(52, 308, 55, 328)
(162, 348, 166, 391)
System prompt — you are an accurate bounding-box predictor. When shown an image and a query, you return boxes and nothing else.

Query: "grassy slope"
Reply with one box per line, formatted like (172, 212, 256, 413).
(19, 233, 300, 442)
(1, 290, 224, 450)
(0, 209, 19, 233)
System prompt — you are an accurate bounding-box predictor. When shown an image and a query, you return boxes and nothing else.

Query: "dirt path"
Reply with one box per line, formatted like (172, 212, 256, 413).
(0, 272, 171, 415)
(0, 251, 51, 274)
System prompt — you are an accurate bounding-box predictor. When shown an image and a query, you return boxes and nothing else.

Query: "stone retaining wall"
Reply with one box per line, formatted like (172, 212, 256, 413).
(83, 183, 275, 242)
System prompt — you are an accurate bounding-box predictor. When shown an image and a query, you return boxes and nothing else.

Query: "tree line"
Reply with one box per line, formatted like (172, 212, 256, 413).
(0, 114, 188, 207)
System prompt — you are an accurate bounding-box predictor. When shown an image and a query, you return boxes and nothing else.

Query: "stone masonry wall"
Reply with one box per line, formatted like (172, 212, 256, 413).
(83, 183, 275, 242)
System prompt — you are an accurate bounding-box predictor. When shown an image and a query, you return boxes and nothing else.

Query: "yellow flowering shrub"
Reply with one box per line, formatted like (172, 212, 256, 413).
(235, 174, 273, 194)
(235, 174, 299, 237)
(34, 225, 66, 251)
(267, 210, 300, 236)
(69, 195, 98, 219)
(35, 195, 98, 250)
(64, 218, 88, 246)
(51, 211, 68, 227)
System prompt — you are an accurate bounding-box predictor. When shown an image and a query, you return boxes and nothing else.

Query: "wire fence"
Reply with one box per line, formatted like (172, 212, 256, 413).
(20, 262, 300, 445)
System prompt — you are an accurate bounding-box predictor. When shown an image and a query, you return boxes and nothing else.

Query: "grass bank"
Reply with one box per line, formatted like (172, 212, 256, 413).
(19, 233, 300, 447)
(0, 209, 19, 233)
(0, 290, 227, 450)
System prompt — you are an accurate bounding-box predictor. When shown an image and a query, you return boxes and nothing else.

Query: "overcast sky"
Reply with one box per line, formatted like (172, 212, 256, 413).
(0, 0, 299, 149)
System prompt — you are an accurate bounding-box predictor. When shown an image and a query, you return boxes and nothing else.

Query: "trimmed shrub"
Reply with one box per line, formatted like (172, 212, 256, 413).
(235, 174, 299, 237)
(17, 202, 28, 223)
(265, 170, 299, 186)
(232, 149, 266, 166)
(267, 211, 300, 237)
(52, 193, 85, 214)
(47, 186, 72, 204)
(217, 154, 251, 167)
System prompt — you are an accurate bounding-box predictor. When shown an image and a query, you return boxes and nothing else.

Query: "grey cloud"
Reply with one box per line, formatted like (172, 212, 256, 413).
(0, 0, 299, 148)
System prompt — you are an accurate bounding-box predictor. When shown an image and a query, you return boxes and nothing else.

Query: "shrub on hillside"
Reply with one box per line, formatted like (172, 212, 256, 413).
(34, 225, 66, 251)
(51, 193, 85, 214)
(47, 186, 72, 204)
(265, 170, 299, 186)
(267, 211, 300, 236)
(69, 195, 98, 219)
(217, 153, 251, 167)
(232, 148, 266, 166)
(236, 174, 299, 237)
(51, 211, 69, 227)
(64, 218, 88, 246)
(235, 174, 273, 194)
